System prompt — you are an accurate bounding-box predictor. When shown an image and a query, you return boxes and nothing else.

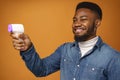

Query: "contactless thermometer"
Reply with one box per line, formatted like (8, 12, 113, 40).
(8, 24, 24, 37)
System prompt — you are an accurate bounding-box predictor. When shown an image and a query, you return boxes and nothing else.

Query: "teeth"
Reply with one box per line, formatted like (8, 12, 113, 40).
(76, 28, 82, 33)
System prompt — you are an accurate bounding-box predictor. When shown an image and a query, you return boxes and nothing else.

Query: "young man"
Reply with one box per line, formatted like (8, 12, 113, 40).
(11, 1, 120, 80)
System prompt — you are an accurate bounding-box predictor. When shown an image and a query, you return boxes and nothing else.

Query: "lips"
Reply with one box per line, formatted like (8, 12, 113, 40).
(73, 27, 85, 34)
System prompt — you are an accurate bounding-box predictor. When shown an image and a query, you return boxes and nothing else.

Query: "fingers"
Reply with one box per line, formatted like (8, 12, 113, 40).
(12, 38, 25, 50)
(11, 33, 25, 50)
(10, 32, 25, 38)
(10, 33, 32, 51)
(12, 38, 24, 44)
(13, 44, 25, 50)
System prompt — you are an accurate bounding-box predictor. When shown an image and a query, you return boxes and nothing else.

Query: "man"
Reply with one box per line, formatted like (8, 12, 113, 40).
(11, 1, 120, 80)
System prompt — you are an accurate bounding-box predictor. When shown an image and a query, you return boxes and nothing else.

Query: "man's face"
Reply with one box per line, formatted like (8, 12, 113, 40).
(72, 8, 100, 42)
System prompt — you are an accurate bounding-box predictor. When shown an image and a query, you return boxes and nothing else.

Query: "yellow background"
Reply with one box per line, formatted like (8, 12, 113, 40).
(0, 0, 120, 80)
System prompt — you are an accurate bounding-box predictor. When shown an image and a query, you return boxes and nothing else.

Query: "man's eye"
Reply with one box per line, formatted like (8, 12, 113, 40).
(73, 19, 76, 22)
(80, 18, 87, 22)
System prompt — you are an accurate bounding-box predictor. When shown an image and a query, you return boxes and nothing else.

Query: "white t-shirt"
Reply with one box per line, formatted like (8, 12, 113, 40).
(78, 36, 98, 57)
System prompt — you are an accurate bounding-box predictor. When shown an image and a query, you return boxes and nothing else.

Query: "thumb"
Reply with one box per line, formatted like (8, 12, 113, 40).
(19, 33, 26, 40)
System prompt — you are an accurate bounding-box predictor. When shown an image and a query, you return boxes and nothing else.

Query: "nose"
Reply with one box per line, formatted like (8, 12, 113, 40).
(73, 21, 82, 27)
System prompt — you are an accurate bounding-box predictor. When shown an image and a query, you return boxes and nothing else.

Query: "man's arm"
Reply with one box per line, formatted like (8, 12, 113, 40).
(10, 33, 62, 77)
(20, 44, 62, 77)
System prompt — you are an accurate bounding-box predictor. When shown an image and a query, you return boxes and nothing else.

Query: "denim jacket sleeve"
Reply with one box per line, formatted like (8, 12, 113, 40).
(20, 44, 64, 77)
(107, 52, 120, 80)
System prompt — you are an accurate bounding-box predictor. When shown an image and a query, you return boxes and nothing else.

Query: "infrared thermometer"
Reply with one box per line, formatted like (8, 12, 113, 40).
(8, 24, 24, 37)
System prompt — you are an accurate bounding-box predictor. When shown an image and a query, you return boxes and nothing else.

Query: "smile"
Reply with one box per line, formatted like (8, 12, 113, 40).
(73, 27, 86, 34)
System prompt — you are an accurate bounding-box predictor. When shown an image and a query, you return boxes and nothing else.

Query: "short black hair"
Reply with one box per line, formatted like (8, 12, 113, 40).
(76, 1, 102, 20)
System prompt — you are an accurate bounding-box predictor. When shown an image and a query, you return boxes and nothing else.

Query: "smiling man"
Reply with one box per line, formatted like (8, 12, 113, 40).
(10, 1, 120, 80)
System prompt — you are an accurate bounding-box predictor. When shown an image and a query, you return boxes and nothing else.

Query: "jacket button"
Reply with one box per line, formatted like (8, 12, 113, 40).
(64, 59, 66, 61)
(92, 68, 95, 71)
(77, 65, 80, 67)
(73, 78, 76, 80)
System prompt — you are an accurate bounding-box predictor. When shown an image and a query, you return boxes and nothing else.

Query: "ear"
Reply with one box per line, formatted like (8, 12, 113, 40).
(95, 19, 101, 27)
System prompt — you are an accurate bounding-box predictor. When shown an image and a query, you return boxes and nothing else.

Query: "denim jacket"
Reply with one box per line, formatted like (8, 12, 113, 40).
(20, 37, 120, 80)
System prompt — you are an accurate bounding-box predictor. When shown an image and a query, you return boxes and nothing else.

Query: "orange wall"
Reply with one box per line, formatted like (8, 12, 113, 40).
(0, 0, 120, 80)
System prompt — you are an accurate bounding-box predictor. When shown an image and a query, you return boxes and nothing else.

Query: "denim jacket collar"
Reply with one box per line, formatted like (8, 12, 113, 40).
(71, 36, 104, 51)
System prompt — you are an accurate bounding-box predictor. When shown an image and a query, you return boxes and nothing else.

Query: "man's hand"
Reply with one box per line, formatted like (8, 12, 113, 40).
(10, 33, 32, 51)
